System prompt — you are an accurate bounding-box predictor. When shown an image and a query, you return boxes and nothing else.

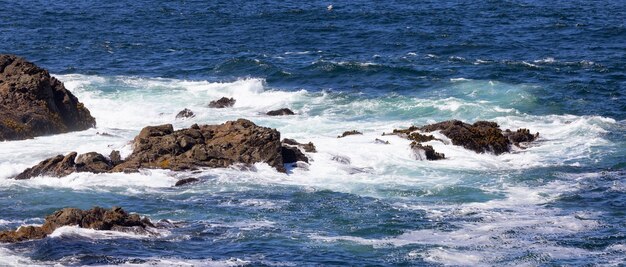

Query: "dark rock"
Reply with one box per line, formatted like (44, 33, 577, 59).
(208, 97, 235, 108)
(411, 143, 445, 160)
(0, 207, 154, 243)
(337, 130, 362, 138)
(174, 177, 199, 187)
(175, 108, 195, 119)
(281, 145, 308, 164)
(266, 108, 295, 116)
(0, 55, 96, 141)
(75, 152, 113, 173)
(109, 150, 122, 165)
(14, 152, 79, 180)
(504, 128, 539, 147)
(15, 119, 296, 178)
(420, 120, 510, 155)
(331, 155, 351, 165)
(282, 138, 317, 153)
(112, 119, 286, 172)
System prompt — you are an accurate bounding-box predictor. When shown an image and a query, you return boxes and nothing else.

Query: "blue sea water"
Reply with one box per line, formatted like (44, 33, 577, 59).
(0, 0, 625, 266)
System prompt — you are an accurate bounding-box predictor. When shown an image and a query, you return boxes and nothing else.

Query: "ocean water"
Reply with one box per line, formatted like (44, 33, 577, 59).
(0, 0, 625, 266)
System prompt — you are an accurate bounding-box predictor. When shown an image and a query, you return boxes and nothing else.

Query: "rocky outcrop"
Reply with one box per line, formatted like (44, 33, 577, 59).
(266, 108, 295, 116)
(208, 97, 235, 108)
(112, 119, 286, 172)
(0, 54, 96, 141)
(389, 120, 539, 158)
(14, 119, 311, 179)
(175, 108, 195, 119)
(0, 207, 154, 243)
(337, 130, 362, 138)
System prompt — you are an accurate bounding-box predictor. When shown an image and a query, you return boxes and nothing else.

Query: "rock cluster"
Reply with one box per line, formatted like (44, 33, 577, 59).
(14, 119, 317, 179)
(337, 130, 362, 138)
(175, 108, 195, 119)
(0, 54, 96, 141)
(0, 207, 153, 243)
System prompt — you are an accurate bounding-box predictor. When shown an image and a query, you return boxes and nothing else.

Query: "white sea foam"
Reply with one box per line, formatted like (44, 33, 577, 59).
(48, 225, 167, 240)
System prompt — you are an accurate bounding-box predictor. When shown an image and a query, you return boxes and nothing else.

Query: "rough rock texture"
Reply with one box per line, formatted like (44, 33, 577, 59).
(175, 108, 195, 119)
(0, 207, 153, 243)
(337, 130, 362, 138)
(282, 138, 317, 153)
(174, 177, 199, 187)
(208, 97, 235, 108)
(420, 120, 537, 155)
(0, 54, 96, 141)
(266, 108, 295, 116)
(112, 119, 286, 172)
(14, 151, 113, 180)
(411, 143, 445, 160)
(504, 128, 539, 147)
(14, 119, 315, 179)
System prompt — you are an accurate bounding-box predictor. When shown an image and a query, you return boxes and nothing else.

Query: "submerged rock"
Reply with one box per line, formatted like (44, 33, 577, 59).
(0, 54, 96, 141)
(208, 97, 235, 108)
(337, 130, 362, 138)
(175, 108, 195, 119)
(0, 207, 154, 243)
(266, 108, 295, 116)
(174, 177, 199, 187)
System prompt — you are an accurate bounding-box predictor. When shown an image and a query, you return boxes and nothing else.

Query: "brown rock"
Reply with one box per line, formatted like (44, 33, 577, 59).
(0, 207, 153, 243)
(266, 108, 295, 116)
(208, 97, 235, 108)
(281, 145, 308, 164)
(337, 130, 362, 138)
(0, 54, 96, 141)
(504, 128, 539, 147)
(420, 120, 511, 155)
(282, 138, 317, 153)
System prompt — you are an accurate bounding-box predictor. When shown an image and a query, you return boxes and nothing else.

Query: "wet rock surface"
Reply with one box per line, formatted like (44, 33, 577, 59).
(0, 207, 154, 243)
(0, 54, 96, 141)
(337, 130, 362, 138)
(266, 108, 295, 116)
(15, 119, 315, 179)
(208, 97, 235, 108)
(174, 177, 200, 187)
(175, 108, 195, 119)
(411, 143, 445, 160)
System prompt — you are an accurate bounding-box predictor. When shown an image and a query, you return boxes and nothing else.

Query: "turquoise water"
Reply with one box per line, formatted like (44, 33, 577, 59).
(0, 0, 625, 265)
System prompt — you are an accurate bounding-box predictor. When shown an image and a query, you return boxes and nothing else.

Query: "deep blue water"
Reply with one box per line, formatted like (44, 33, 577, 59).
(1, 0, 625, 266)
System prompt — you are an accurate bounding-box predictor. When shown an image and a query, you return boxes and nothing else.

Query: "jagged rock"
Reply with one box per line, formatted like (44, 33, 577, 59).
(281, 145, 308, 164)
(266, 108, 295, 116)
(337, 130, 362, 138)
(175, 108, 195, 119)
(331, 155, 351, 165)
(14, 152, 80, 180)
(504, 128, 539, 147)
(112, 119, 286, 172)
(0, 54, 96, 141)
(411, 143, 445, 160)
(282, 138, 317, 153)
(208, 97, 235, 108)
(419, 120, 513, 155)
(174, 177, 199, 187)
(0, 207, 154, 243)
(15, 119, 299, 178)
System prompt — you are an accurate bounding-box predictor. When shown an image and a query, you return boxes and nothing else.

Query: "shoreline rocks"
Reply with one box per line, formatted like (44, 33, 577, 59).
(0, 207, 154, 243)
(0, 54, 96, 141)
(14, 119, 317, 179)
(337, 130, 362, 138)
(175, 108, 195, 119)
